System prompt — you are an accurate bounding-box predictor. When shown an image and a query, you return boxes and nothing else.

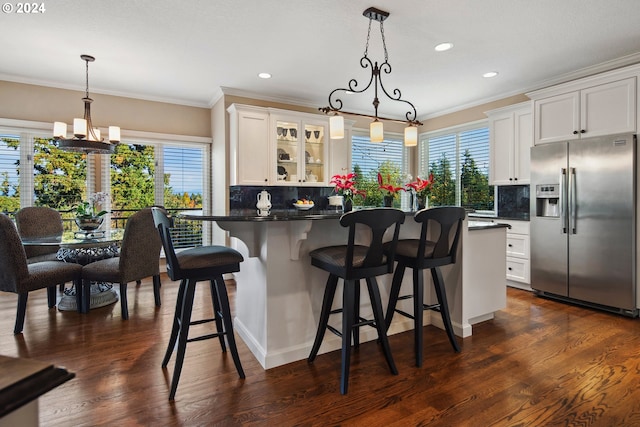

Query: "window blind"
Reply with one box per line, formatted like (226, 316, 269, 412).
(163, 145, 204, 248)
(0, 135, 20, 214)
(420, 124, 494, 212)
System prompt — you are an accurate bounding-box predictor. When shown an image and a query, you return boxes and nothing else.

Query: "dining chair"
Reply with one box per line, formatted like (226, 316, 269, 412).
(384, 206, 465, 367)
(15, 206, 67, 292)
(151, 207, 245, 400)
(0, 213, 82, 334)
(15, 206, 64, 264)
(307, 207, 405, 394)
(80, 207, 162, 318)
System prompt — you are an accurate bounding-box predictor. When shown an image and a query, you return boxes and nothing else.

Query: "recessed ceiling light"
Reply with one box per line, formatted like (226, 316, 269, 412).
(434, 42, 453, 52)
(258, 72, 272, 79)
(483, 71, 499, 78)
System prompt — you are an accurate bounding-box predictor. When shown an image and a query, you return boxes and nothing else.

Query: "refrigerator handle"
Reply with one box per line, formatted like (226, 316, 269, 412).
(560, 168, 567, 233)
(569, 167, 577, 234)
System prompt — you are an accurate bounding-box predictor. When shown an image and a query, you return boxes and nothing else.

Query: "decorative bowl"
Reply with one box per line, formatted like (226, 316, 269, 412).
(293, 202, 314, 210)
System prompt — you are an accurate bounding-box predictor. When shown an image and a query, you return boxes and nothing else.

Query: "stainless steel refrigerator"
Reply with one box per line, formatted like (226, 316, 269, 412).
(530, 133, 637, 316)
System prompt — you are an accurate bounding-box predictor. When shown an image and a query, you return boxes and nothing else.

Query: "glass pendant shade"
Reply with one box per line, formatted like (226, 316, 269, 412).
(109, 126, 121, 143)
(88, 128, 100, 142)
(370, 120, 384, 143)
(404, 126, 418, 147)
(329, 115, 345, 139)
(53, 122, 67, 139)
(73, 118, 87, 138)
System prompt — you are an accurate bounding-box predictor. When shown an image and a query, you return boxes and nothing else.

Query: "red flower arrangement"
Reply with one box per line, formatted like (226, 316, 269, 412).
(330, 173, 365, 202)
(405, 173, 434, 198)
(377, 172, 405, 198)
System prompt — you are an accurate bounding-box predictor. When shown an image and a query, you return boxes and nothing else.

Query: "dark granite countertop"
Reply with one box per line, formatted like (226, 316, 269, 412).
(468, 213, 529, 221)
(178, 209, 507, 230)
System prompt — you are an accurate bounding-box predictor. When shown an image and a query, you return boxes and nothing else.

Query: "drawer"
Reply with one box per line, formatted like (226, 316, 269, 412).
(507, 256, 530, 283)
(499, 220, 530, 235)
(506, 234, 530, 258)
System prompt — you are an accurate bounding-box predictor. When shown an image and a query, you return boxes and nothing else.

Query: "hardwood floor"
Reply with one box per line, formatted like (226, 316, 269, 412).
(2, 276, 640, 426)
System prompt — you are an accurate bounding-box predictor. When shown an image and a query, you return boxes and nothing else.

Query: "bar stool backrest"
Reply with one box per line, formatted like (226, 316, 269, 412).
(414, 206, 466, 268)
(339, 207, 405, 279)
(151, 207, 182, 281)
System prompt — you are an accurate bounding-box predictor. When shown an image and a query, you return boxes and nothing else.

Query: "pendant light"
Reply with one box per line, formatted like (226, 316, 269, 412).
(319, 7, 423, 146)
(53, 55, 120, 154)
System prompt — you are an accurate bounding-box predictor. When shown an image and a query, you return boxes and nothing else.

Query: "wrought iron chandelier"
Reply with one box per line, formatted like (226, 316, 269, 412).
(319, 7, 423, 146)
(53, 54, 120, 154)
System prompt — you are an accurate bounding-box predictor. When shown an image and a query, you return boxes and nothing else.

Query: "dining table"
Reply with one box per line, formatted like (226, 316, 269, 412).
(21, 229, 124, 312)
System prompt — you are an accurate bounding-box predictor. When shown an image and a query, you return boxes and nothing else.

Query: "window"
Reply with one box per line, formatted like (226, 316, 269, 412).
(160, 145, 205, 248)
(0, 135, 20, 213)
(162, 146, 204, 210)
(106, 141, 206, 247)
(0, 120, 210, 247)
(351, 131, 410, 208)
(420, 124, 495, 213)
(1, 133, 86, 227)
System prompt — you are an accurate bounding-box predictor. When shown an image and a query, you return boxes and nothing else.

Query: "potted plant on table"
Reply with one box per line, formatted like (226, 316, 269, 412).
(75, 192, 110, 230)
(405, 173, 434, 210)
(377, 172, 404, 207)
(329, 173, 365, 212)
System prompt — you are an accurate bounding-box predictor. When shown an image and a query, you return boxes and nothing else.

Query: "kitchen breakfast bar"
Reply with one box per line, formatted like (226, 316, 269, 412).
(180, 209, 508, 369)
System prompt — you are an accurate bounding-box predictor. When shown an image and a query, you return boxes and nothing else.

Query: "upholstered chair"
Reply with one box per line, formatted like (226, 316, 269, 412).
(15, 206, 64, 264)
(0, 213, 82, 334)
(80, 207, 162, 319)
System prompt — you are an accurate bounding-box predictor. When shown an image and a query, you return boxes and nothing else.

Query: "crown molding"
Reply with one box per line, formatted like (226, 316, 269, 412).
(421, 53, 640, 121)
(218, 86, 318, 109)
(0, 73, 211, 109)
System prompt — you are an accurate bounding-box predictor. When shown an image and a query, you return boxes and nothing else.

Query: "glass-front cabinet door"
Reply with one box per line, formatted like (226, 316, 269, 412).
(273, 115, 327, 186)
(303, 121, 326, 185)
(275, 120, 300, 184)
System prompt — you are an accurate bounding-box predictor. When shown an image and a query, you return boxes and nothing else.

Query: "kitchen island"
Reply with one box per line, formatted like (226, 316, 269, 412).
(180, 209, 508, 369)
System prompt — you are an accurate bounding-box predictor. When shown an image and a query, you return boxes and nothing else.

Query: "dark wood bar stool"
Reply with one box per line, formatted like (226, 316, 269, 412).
(151, 207, 245, 400)
(308, 208, 405, 394)
(384, 206, 465, 367)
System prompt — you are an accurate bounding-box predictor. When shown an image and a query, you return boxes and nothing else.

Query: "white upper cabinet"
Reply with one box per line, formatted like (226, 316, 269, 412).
(580, 78, 636, 138)
(487, 102, 532, 185)
(529, 68, 638, 145)
(533, 91, 579, 144)
(228, 104, 346, 186)
(228, 104, 270, 186)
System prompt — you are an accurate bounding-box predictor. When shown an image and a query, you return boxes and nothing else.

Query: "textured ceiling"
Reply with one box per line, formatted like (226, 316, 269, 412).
(1, 0, 640, 119)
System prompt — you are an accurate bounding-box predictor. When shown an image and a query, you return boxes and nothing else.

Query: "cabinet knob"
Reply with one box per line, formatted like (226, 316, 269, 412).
(509, 178, 513, 181)
(580, 129, 586, 133)
(264, 178, 268, 182)
(573, 130, 579, 135)
(514, 177, 518, 181)
(508, 267, 512, 271)
(508, 244, 513, 247)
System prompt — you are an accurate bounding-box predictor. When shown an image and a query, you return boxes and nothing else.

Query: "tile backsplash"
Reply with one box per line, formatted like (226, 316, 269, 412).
(230, 185, 334, 210)
(497, 185, 530, 219)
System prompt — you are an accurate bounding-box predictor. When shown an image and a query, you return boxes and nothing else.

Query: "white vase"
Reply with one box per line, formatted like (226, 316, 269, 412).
(328, 195, 344, 207)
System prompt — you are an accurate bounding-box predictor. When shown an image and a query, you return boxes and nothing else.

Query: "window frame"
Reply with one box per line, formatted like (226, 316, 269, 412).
(351, 128, 412, 208)
(419, 119, 496, 215)
(0, 118, 213, 243)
